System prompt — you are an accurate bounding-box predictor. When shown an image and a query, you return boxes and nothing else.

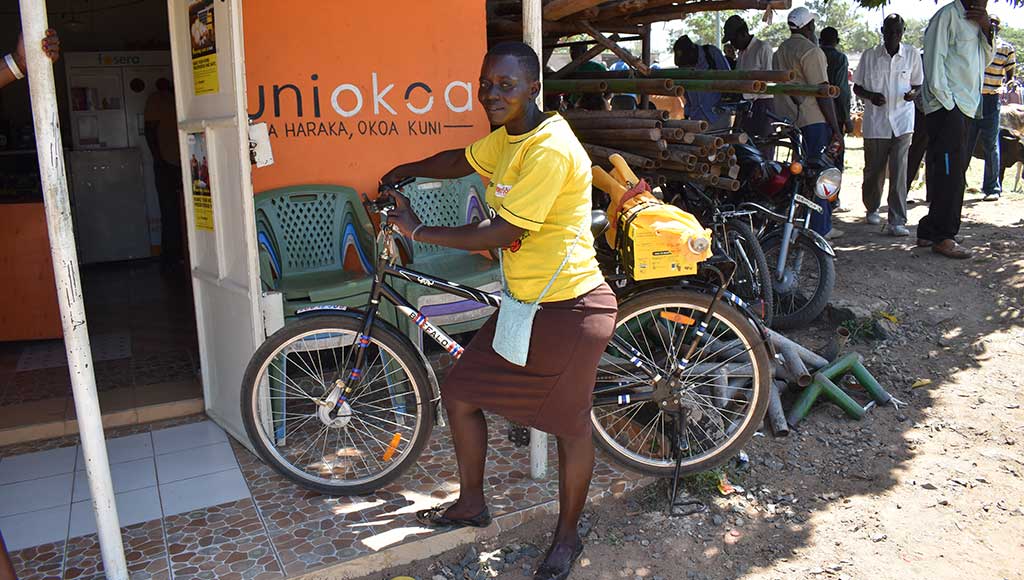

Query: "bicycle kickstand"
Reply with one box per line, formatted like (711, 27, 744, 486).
(667, 409, 705, 517)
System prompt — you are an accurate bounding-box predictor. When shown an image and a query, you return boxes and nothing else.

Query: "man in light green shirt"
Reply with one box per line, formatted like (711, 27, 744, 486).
(917, 0, 995, 259)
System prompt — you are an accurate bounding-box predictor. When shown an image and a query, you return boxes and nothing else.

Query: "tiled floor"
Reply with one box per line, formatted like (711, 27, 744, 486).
(1, 415, 647, 580)
(0, 260, 199, 407)
(0, 260, 201, 444)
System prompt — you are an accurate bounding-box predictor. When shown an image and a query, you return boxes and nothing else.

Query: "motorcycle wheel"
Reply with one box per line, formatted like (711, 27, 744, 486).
(761, 231, 835, 330)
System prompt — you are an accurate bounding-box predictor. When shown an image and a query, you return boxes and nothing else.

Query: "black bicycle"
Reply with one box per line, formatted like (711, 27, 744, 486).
(240, 179, 772, 495)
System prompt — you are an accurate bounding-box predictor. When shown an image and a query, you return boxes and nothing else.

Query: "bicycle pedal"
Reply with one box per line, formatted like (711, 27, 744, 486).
(507, 423, 530, 447)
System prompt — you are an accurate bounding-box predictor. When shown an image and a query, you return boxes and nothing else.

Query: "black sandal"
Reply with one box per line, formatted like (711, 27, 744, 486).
(415, 504, 492, 528)
(533, 540, 584, 580)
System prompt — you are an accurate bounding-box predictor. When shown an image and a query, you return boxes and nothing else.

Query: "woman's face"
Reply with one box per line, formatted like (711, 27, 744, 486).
(478, 54, 538, 127)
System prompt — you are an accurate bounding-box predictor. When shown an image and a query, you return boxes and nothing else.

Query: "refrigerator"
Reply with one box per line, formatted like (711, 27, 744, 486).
(64, 51, 174, 263)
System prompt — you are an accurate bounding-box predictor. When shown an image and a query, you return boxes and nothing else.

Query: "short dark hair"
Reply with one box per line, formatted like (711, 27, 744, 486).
(487, 41, 541, 82)
(673, 35, 696, 54)
(819, 26, 839, 46)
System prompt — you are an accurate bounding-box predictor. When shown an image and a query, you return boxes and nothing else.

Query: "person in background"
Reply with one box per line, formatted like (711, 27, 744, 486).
(0, 28, 61, 579)
(0, 29, 59, 89)
(969, 14, 1015, 201)
(906, 49, 930, 202)
(772, 7, 845, 239)
(853, 14, 923, 237)
(723, 42, 738, 70)
(819, 26, 853, 170)
(145, 78, 185, 267)
(674, 35, 733, 130)
(917, 0, 994, 259)
(568, 42, 607, 110)
(723, 15, 776, 146)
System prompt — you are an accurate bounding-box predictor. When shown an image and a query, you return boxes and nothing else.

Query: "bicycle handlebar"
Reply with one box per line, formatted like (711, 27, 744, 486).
(364, 177, 416, 214)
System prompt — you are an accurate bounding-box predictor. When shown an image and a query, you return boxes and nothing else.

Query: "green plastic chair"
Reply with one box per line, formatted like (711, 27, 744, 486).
(254, 185, 377, 317)
(393, 175, 501, 348)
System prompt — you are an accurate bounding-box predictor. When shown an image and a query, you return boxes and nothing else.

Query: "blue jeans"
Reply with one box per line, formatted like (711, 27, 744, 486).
(800, 123, 833, 235)
(968, 94, 1001, 197)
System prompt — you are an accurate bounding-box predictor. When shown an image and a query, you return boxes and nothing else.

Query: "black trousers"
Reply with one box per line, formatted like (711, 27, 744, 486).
(155, 162, 184, 262)
(918, 107, 971, 243)
(907, 107, 929, 197)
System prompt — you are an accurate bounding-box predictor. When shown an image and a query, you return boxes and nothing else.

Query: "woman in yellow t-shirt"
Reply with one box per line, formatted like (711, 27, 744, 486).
(380, 42, 615, 580)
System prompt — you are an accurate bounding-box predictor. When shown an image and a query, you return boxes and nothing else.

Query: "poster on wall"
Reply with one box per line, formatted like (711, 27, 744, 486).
(188, 0, 219, 95)
(188, 133, 214, 231)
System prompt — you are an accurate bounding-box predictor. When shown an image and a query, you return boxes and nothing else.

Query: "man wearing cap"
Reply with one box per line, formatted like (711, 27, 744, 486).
(917, 0, 995, 259)
(853, 14, 923, 238)
(969, 15, 1015, 202)
(773, 7, 846, 239)
(723, 15, 775, 143)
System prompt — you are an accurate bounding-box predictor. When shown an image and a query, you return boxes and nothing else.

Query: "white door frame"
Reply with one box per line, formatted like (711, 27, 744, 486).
(166, 0, 264, 447)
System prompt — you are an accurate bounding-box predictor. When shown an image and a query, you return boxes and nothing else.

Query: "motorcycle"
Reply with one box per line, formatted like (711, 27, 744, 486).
(727, 110, 840, 330)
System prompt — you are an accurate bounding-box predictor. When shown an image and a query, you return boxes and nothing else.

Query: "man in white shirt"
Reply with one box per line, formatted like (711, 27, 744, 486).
(723, 15, 775, 142)
(853, 14, 923, 236)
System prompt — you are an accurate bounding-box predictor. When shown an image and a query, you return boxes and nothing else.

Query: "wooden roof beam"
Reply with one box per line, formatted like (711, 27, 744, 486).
(579, 20, 650, 75)
(618, 0, 791, 25)
(543, 0, 608, 21)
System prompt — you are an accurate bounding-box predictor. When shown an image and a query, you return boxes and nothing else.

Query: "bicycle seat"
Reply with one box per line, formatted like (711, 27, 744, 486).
(591, 210, 610, 238)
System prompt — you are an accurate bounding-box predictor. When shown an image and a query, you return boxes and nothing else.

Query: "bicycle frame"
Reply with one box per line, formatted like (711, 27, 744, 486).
(337, 205, 703, 411)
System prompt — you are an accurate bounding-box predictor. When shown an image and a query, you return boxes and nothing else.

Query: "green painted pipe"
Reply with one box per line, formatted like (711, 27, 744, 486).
(816, 373, 867, 420)
(786, 381, 822, 426)
(570, 68, 795, 83)
(786, 352, 881, 426)
(850, 361, 892, 404)
(762, 84, 839, 98)
(670, 79, 766, 94)
(818, 352, 861, 381)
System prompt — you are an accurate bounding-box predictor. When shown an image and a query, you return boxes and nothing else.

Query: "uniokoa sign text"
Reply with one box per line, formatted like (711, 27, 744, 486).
(249, 73, 477, 141)
(242, 0, 488, 195)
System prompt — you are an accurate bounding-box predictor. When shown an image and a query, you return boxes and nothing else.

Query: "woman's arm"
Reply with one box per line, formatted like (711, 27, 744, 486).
(380, 148, 475, 186)
(387, 188, 524, 251)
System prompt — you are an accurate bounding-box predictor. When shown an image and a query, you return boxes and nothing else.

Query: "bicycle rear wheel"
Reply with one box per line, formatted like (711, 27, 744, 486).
(591, 288, 771, 477)
(240, 314, 433, 495)
(723, 218, 774, 327)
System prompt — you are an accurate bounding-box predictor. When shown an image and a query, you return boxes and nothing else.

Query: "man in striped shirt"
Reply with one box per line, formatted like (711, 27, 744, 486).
(969, 15, 1016, 201)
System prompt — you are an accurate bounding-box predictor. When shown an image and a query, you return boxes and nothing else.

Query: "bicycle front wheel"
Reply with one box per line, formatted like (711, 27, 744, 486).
(240, 314, 433, 495)
(592, 288, 771, 477)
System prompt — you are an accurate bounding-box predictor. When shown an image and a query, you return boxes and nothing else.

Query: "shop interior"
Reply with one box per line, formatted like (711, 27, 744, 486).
(0, 0, 201, 441)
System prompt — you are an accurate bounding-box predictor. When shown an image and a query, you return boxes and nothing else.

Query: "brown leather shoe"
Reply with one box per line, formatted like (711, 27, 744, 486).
(932, 239, 971, 259)
(916, 238, 933, 247)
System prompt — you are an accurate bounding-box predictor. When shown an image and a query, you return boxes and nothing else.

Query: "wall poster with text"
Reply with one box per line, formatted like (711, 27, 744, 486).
(189, 0, 219, 95)
(188, 132, 214, 231)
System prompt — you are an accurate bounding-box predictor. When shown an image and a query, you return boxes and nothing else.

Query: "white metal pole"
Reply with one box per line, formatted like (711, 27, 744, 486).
(522, 0, 548, 481)
(18, 3, 128, 578)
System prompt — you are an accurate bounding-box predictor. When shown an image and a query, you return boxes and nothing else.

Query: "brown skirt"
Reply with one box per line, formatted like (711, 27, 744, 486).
(441, 282, 618, 437)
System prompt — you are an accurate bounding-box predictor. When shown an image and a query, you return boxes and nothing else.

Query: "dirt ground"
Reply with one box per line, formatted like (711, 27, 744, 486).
(362, 139, 1024, 580)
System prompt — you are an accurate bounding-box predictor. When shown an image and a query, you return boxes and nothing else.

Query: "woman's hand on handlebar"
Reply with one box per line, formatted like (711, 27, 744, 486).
(386, 187, 422, 238)
(380, 165, 411, 189)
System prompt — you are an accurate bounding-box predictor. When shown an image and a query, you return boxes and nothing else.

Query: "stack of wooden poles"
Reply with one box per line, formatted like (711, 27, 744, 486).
(546, 69, 840, 191)
(562, 108, 745, 191)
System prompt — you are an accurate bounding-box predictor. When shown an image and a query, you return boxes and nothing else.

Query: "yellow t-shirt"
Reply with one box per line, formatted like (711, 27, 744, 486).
(465, 113, 604, 303)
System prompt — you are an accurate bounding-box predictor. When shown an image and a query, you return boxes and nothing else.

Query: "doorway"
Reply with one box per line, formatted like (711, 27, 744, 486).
(0, 1, 203, 444)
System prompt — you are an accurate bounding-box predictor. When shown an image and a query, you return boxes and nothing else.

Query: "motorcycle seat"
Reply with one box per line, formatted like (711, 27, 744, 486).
(733, 142, 766, 166)
(591, 210, 610, 238)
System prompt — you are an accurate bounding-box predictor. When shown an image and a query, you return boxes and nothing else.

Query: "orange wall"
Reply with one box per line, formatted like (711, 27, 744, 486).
(243, 1, 491, 197)
(0, 204, 62, 341)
